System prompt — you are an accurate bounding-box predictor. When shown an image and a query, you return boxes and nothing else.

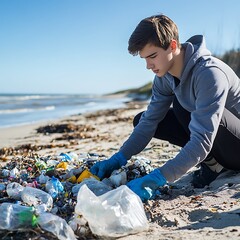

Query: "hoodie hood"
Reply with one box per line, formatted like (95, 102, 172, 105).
(180, 35, 211, 82)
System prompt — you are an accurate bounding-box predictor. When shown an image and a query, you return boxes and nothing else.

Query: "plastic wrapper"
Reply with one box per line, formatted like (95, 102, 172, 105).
(76, 169, 99, 183)
(45, 176, 64, 198)
(0, 183, 6, 191)
(109, 169, 127, 187)
(38, 171, 50, 184)
(72, 177, 112, 197)
(6, 182, 24, 200)
(75, 185, 149, 237)
(37, 212, 77, 240)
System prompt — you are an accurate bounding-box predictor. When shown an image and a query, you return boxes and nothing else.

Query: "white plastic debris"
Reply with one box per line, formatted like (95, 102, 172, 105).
(37, 212, 77, 240)
(109, 169, 127, 187)
(75, 185, 149, 238)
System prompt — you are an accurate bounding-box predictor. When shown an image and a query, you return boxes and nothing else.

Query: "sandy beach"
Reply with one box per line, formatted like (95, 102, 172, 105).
(0, 101, 240, 240)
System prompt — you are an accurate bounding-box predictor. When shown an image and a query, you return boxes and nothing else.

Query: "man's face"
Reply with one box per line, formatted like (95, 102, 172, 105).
(139, 43, 173, 77)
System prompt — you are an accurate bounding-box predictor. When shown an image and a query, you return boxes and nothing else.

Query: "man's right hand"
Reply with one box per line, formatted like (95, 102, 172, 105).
(90, 152, 127, 179)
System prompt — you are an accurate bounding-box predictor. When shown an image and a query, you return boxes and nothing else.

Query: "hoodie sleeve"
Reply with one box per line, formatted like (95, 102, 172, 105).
(120, 75, 174, 159)
(160, 67, 229, 182)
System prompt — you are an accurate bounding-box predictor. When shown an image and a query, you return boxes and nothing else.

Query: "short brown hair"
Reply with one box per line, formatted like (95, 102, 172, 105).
(128, 14, 180, 56)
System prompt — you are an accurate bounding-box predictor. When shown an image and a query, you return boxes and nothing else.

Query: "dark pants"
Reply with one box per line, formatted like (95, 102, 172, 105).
(133, 98, 240, 170)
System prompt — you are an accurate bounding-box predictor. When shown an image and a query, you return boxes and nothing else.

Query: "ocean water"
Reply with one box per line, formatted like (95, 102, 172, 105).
(0, 93, 131, 128)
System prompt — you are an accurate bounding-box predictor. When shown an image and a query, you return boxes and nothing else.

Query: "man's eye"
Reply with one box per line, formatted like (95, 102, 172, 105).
(150, 55, 156, 59)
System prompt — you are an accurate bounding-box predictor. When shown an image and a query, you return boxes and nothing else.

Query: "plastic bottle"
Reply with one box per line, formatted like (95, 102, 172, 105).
(45, 176, 64, 199)
(21, 186, 53, 213)
(37, 212, 77, 240)
(0, 203, 37, 230)
(6, 182, 25, 200)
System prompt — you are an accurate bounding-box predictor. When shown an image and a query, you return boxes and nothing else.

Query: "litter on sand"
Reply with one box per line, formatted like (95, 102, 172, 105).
(0, 152, 155, 239)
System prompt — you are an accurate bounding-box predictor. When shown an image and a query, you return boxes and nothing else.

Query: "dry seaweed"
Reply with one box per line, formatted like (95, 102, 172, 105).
(36, 123, 95, 135)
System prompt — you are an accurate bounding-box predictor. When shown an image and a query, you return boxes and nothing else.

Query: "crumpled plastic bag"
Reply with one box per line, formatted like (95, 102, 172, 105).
(75, 184, 149, 237)
(37, 212, 77, 240)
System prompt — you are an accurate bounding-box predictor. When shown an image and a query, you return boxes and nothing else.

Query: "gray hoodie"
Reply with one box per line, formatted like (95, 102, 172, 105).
(120, 35, 240, 182)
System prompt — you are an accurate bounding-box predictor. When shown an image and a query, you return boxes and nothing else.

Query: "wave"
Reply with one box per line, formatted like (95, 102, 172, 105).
(0, 95, 52, 101)
(85, 101, 97, 106)
(0, 94, 96, 102)
(0, 106, 55, 114)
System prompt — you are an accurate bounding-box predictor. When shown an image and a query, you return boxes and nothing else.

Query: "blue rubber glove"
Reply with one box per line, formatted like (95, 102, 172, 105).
(127, 169, 166, 202)
(90, 152, 127, 179)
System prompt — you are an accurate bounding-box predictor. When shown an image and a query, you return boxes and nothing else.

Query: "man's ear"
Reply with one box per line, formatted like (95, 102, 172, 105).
(170, 40, 177, 51)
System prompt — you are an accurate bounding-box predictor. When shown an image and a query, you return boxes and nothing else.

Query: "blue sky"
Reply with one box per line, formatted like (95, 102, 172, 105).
(0, 0, 239, 94)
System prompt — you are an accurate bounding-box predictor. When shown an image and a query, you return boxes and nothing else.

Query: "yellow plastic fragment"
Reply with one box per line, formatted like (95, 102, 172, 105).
(77, 169, 100, 183)
(56, 162, 68, 170)
(67, 175, 77, 183)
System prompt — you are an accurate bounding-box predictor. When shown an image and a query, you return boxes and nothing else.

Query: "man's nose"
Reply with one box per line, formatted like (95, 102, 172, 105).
(146, 60, 153, 70)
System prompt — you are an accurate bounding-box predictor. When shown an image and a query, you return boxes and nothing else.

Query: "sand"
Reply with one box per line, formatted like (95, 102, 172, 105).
(0, 101, 240, 240)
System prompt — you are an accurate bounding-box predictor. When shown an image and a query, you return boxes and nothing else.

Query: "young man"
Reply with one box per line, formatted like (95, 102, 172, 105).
(91, 14, 240, 202)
